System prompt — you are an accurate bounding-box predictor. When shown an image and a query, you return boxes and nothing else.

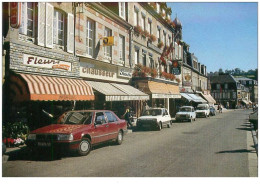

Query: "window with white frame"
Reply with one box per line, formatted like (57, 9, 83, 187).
(19, 2, 36, 39)
(157, 28, 161, 42)
(148, 21, 152, 35)
(156, 3, 160, 13)
(104, 27, 112, 58)
(142, 51, 146, 66)
(149, 56, 154, 68)
(119, 2, 126, 19)
(86, 19, 95, 57)
(134, 10, 138, 26)
(119, 35, 125, 63)
(53, 9, 65, 47)
(163, 33, 166, 46)
(141, 15, 145, 30)
(135, 50, 139, 65)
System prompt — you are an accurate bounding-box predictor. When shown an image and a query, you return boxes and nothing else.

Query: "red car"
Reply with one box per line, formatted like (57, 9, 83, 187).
(26, 110, 127, 156)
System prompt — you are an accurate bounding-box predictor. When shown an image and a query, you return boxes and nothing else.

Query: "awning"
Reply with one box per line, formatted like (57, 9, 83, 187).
(86, 81, 149, 101)
(180, 93, 194, 102)
(199, 93, 216, 104)
(9, 73, 95, 102)
(146, 81, 181, 99)
(187, 94, 207, 103)
(242, 100, 249, 105)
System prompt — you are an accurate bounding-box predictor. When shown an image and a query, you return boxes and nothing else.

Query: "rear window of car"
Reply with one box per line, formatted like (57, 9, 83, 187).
(59, 112, 93, 125)
(105, 112, 118, 123)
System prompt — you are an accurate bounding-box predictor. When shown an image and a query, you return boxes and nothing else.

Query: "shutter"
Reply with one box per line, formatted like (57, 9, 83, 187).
(37, 2, 45, 46)
(67, 13, 74, 53)
(174, 42, 178, 58)
(45, 3, 53, 48)
(178, 45, 182, 59)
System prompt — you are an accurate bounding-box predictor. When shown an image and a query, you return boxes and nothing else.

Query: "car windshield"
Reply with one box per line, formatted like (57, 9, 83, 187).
(179, 107, 192, 112)
(58, 111, 93, 125)
(142, 109, 162, 116)
(197, 107, 207, 110)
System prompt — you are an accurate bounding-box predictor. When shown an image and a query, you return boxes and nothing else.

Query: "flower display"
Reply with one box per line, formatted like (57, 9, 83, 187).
(149, 34, 157, 42)
(157, 41, 164, 49)
(134, 25, 142, 34)
(133, 64, 158, 78)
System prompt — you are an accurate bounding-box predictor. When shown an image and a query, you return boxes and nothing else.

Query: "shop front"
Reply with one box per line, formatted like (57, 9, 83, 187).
(79, 58, 149, 117)
(132, 78, 181, 117)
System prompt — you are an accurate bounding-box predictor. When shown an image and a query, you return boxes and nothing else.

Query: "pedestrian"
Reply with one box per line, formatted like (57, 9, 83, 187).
(123, 106, 133, 128)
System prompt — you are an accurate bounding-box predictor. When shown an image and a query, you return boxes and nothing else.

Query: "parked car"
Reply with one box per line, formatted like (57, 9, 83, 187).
(26, 110, 127, 156)
(209, 106, 216, 116)
(175, 106, 196, 122)
(2, 142, 6, 155)
(195, 104, 210, 118)
(136, 108, 172, 130)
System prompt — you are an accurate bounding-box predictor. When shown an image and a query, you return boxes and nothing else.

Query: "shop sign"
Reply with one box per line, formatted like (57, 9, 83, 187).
(81, 67, 115, 78)
(183, 81, 192, 87)
(152, 94, 181, 99)
(23, 54, 72, 71)
(10, 2, 21, 28)
(118, 67, 132, 78)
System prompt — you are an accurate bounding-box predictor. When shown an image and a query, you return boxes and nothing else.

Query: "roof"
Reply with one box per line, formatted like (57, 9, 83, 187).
(234, 77, 253, 81)
(209, 74, 237, 84)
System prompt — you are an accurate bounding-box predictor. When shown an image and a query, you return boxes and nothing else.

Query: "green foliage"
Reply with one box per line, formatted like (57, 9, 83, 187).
(2, 122, 30, 139)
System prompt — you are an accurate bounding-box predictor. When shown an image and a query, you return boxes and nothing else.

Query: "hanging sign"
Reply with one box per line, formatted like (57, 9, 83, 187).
(103, 36, 114, 46)
(10, 2, 21, 28)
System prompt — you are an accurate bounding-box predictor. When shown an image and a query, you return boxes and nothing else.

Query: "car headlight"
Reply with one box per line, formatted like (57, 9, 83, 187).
(27, 134, 36, 140)
(57, 134, 73, 141)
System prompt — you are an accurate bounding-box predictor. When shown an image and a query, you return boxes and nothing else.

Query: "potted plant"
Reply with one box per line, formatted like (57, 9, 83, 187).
(143, 30, 150, 38)
(176, 78, 181, 83)
(149, 34, 157, 42)
(157, 41, 164, 49)
(150, 68, 158, 78)
(150, 2, 157, 10)
(134, 25, 142, 35)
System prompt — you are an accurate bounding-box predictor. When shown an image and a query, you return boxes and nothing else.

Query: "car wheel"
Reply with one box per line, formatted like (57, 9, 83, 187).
(158, 122, 163, 131)
(78, 138, 91, 156)
(115, 131, 123, 145)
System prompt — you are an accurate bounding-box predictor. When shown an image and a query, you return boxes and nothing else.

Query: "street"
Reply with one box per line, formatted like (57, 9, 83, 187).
(2, 109, 257, 177)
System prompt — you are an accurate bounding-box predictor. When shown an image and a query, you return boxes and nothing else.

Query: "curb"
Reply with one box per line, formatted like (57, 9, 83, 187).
(251, 129, 258, 156)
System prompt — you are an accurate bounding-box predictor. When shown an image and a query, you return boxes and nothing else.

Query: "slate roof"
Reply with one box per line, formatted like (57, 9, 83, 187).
(209, 74, 237, 84)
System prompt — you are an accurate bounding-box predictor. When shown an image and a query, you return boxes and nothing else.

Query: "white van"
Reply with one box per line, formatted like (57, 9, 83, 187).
(195, 104, 210, 118)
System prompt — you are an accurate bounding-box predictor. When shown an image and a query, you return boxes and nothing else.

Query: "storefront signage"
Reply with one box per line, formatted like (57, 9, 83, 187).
(10, 2, 21, 28)
(81, 67, 115, 78)
(183, 81, 192, 87)
(23, 54, 72, 71)
(118, 67, 132, 78)
(152, 94, 181, 99)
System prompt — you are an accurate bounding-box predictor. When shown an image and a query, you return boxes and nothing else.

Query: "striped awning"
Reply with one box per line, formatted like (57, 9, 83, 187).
(86, 81, 149, 101)
(9, 73, 94, 102)
(187, 94, 207, 103)
(199, 93, 216, 104)
(180, 93, 194, 102)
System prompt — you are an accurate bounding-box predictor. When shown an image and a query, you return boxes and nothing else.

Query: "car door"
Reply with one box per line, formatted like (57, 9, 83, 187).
(105, 111, 119, 140)
(93, 112, 109, 143)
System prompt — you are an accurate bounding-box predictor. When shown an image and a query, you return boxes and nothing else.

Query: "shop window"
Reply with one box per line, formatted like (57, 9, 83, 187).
(104, 27, 112, 59)
(119, 35, 125, 64)
(119, 2, 126, 20)
(53, 9, 65, 48)
(86, 19, 95, 57)
(19, 2, 37, 42)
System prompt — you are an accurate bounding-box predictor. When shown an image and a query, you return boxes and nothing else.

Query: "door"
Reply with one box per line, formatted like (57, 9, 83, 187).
(93, 112, 109, 143)
(105, 111, 119, 140)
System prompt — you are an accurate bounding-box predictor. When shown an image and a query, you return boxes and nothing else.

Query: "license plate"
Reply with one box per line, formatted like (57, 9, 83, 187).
(38, 142, 51, 147)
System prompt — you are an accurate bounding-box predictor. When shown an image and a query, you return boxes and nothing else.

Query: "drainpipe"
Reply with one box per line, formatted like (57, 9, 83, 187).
(129, 26, 133, 68)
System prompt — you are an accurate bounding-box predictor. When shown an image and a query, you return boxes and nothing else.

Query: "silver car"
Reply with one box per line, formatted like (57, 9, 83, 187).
(176, 106, 196, 122)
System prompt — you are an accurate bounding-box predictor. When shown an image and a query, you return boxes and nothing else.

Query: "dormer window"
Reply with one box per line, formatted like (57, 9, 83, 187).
(119, 2, 125, 20)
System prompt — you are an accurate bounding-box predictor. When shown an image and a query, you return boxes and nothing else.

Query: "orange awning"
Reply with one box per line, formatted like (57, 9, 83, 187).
(9, 73, 94, 102)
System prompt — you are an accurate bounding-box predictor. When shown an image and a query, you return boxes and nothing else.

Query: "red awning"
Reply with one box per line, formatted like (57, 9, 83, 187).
(9, 73, 94, 102)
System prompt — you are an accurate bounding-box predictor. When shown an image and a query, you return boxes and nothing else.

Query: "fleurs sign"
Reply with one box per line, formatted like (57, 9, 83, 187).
(23, 54, 72, 71)
(10, 2, 21, 28)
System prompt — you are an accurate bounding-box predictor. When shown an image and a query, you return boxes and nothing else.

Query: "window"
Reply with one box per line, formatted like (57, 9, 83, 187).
(157, 28, 161, 42)
(119, 35, 125, 62)
(156, 3, 160, 13)
(224, 83, 228, 89)
(163, 33, 166, 46)
(142, 51, 146, 66)
(149, 56, 154, 68)
(105, 112, 117, 123)
(104, 27, 112, 58)
(148, 22, 152, 35)
(217, 84, 221, 90)
(249, 80, 252, 85)
(141, 15, 145, 30)
(119, 2, 125, 19)
(135, 50, 139, 65)
(95, 112, 107, 124)
(19, 2, 36, 38)
(86, 19, 95, 57)
(134, 10, 138, 26)
(53, 9, 65, 46)
(167, 36, 171, 47)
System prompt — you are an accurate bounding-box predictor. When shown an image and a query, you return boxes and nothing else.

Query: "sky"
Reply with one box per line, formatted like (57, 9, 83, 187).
(167, 2, 258, 72)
